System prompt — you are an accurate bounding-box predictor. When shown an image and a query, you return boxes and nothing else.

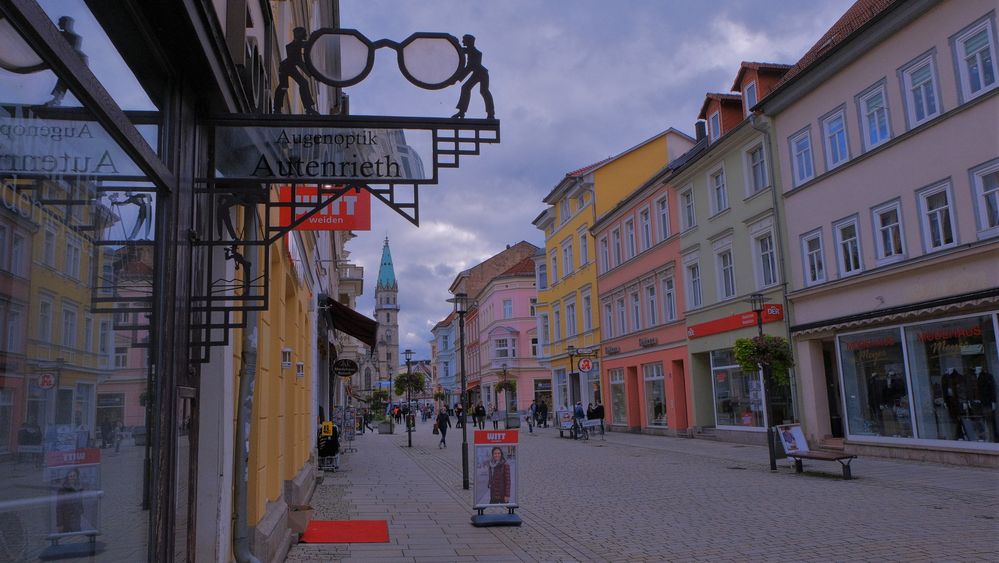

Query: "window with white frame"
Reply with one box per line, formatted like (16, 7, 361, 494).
(710, 168, 728, 215)
(709, 111, 720, 142)
(6, 304, 22, 352)
(802, 230, 827, 285)
(39, 299, 53, 342)
(495, 337, 516, 359)
(531, 337, 538, 357)
(565, 300, 577, 337)
(743, 82, 757, 115)
(599, 236, 610, 273)
(98, 319, 110, 357)
(43, 226, 56, 267)
(66, 236, 82, 280)
(685, 261, 702, 309)
(611, 228, 622, 266)
(639, 208, 652, 251)
(553, 305, 561, 342)
(857, 83, 891, 150)
(755, 232, 779, 288)
(971, 159, 999, 236)
(717, 249, 736, 300)
(540, 314, 550, 345)
(680, 188, 696, 230)
(84, 316, 93, 352)
(656, 196, 670, 241)
(663, 276, 677, 321)
(582, 294, 592, 332)
(503, 299, 513, 319)
(918, 182, 957, 251)
(789, 128, 814, 186)
(530, 298, 537, 317)
(603, 302, 614, 338)
(822, 108, 849, 169)
(616, 297, 626, 335)
(901, 53, 941, 127)
(625, 219, 636, 259)
(11, 233, 25, 276)
(578, 230, 588, 265)
(834, 218, 863, 276)
(0, 226, 6, 271)
(115, 346, 128, 368)
(537, 263, 548, 289)
(631, 292, 641, 332)
(953, 18, 998, 101)
(550, 250, 558, 283)
(442, 335, 449, 350)
(562, 240, 573, 275)
(746, 143, 768, 194)
(872, 201, 906, 262)
(646, 285, 658, 326)
(560, 198, 570, 224)
(61, 306, 77, 348)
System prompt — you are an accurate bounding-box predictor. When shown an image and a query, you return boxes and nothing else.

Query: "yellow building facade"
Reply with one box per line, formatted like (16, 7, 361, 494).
(534, 130, 694, 412)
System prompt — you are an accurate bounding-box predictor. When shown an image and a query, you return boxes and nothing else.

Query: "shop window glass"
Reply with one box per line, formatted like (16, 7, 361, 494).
(838, 328, 912, 438)
(904, 315, 998, 443)
(644, 363, 666, 427)
(610, 369, 626, 424)
(711, 349, 764, 428)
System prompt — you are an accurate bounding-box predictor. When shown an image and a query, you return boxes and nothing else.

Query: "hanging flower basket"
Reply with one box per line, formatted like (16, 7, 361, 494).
(733, 335, 794, 387)
(494, 380, 516, 394)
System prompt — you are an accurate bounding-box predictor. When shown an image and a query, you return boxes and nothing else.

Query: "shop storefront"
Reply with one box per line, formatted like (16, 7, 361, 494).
(837, 313, 998, 446)
(532, 378, 552, 411)
(602, 343, 688, 435)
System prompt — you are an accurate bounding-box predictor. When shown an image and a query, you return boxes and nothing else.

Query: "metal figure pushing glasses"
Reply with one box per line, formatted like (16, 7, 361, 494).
(451, 34, 494, 119)
(274, 27, 319, 115)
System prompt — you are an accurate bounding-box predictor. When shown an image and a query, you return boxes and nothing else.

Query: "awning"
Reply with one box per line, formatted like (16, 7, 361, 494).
(320, 294, 378, 349)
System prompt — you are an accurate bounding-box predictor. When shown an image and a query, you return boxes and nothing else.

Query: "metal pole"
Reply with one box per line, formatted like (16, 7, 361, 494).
(756, 308, 778, 471)
(459, 310, 469, 490)
(406, 357, 412, 448)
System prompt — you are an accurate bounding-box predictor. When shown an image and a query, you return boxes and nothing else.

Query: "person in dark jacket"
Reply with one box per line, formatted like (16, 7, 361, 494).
(475, 403, 487, 430)
(436, 408, 451, 449)
(487, 447, 511, 504)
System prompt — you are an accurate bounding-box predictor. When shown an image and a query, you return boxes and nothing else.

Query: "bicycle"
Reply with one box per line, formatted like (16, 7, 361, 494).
(571, 418, 589, 441)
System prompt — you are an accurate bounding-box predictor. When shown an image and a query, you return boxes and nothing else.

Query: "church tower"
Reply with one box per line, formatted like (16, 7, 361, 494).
(374, 237, 399, 394)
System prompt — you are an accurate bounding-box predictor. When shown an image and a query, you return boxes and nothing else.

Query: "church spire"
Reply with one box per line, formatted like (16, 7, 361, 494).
(376, 237, 397, 290)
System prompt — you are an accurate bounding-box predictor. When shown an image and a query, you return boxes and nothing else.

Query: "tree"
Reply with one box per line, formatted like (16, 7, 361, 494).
(494, 380, 516, 395)
(369, 389, 389, 418)
(394, 372, 425, 398)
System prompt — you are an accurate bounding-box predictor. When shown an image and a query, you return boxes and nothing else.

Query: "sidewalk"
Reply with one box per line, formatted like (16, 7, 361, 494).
(286, 419, 999, 562)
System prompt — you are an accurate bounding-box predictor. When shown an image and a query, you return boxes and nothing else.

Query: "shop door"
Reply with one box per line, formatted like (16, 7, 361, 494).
(823, 341, 844, 438)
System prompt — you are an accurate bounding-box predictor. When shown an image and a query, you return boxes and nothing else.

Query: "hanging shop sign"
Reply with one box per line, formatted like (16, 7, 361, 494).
(687, 304, 784, 339)
(38, 373, 56, 390)
(472, 430, 518, 508)
(332, 358, 359, 378)
(278, 185, 371, 230)
(577, 358, 593, 373)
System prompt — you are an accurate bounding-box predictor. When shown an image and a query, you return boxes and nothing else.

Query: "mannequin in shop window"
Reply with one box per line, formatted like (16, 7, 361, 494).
(969, 366, 996, 441)
(940, 368, 966, 439)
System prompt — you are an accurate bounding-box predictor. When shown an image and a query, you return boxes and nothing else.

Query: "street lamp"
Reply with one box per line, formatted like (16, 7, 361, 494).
(404, 349, 414, 447)
(447, 292, 475, 490)
(747, 293, 777, 471)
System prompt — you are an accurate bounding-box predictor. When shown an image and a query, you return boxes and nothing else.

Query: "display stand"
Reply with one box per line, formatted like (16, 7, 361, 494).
(470, 430, 522, 527)
(39, 448, 105, 560)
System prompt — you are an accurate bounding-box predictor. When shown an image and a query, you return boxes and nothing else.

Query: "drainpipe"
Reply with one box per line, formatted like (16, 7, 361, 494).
(750, 113, 799, 422)
(233, 211, 261, 563)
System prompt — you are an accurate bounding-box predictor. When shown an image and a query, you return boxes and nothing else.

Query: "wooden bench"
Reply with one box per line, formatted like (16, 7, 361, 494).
(778, 424, 857, 480)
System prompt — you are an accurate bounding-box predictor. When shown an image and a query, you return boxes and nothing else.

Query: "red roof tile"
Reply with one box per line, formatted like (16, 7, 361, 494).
(497, 257, 536, 278)
(566, 156, 616, 178)
(771, 0, 900, 93)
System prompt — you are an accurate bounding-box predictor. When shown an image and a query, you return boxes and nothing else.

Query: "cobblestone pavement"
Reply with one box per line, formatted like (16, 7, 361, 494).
(286, 419, 999, 563)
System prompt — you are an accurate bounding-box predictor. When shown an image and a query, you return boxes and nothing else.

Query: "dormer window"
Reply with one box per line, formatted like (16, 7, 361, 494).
(743, 82, 757, 116)
(709, 111, 721, 142)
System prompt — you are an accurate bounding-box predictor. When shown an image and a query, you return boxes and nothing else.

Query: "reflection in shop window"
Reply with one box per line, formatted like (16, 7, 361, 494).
(838, 328, 913, 438)
(610, 369, 626, 424)
(711, 349, 764, 428)
(904, 315, 998, 443)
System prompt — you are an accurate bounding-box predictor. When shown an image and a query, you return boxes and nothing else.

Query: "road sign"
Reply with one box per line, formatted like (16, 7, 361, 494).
(577, 358, 593, 373)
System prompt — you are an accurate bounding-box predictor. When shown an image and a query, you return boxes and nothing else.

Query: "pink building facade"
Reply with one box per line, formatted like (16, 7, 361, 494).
(474, 258, 546, 414)
(758, 0, 999, 465)
(593, 170, 691, 435)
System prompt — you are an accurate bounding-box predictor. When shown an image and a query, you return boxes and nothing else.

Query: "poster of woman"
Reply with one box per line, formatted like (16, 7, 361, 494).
(472, 430, 518, 508)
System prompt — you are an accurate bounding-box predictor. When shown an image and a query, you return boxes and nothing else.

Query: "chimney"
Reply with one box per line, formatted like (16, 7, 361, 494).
(695, 120, 706, 141)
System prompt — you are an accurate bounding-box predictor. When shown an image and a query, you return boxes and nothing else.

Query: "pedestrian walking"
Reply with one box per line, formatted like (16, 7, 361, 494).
(475, 403, 487, 430)
(455, 404, 464, 428)
(539, 400, 548, 428)
(435, 408, 451, 448)
(594, 401, 605, 434)
(490, 404, 501, 430)
(113, 420, 124, 453)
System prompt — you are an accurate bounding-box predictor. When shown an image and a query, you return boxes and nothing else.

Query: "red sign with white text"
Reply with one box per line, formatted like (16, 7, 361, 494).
(687, 304, 784, 339)
(278, 185, 371, 230)
(473, 430, 519, 445)
(46, 448, 101, 468)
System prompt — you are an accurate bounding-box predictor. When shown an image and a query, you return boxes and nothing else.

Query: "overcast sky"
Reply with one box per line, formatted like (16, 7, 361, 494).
(337, 0, 855, 361)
